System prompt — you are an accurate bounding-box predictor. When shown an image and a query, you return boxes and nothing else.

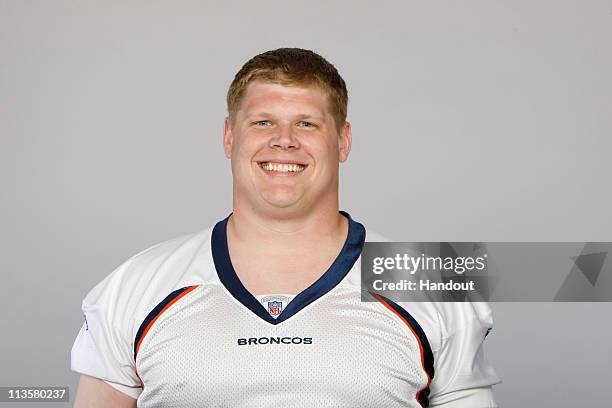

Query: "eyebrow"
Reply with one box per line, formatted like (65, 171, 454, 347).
(245, 112, 326, 122)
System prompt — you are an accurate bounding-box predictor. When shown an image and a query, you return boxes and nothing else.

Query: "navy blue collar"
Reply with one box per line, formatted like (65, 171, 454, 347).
(211, 211, 366, 325)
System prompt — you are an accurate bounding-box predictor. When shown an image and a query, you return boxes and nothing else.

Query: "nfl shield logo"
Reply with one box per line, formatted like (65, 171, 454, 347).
(267, 300, 283, 317)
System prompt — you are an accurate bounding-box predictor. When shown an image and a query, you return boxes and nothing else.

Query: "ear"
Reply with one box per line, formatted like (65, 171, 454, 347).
(338, 121, 352, 163)
(223, 117, 233, 159)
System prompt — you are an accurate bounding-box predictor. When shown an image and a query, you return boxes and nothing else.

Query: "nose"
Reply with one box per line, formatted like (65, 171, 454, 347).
(269, 123, 300, 151)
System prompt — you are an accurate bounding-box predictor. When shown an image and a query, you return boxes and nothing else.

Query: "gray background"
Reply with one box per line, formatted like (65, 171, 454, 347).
(1, 1, 611, 406)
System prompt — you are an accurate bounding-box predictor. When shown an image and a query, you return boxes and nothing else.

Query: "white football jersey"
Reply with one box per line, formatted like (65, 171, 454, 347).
(71, 212, 500, 407)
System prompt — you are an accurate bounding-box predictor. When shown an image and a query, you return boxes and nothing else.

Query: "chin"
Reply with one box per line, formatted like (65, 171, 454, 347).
(259, 184, 296, 198)
(258, 190, 305, 209)
(261, 197, 301, 209)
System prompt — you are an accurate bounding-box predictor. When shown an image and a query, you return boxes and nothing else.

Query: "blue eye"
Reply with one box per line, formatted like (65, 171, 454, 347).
(298, 121, 314, 128)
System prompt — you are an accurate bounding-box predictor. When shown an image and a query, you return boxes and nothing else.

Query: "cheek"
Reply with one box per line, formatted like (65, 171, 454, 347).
(311, 141, 339, 164)
(233, 136, 260, 160)
(303, 135, 337, 156)
(229, 139, 253, 172)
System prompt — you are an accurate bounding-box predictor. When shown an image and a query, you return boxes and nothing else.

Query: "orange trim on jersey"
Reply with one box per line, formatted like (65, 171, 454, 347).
(135, 285, 199, 355)
(136, 371, 144, 389)
(134, 284, 199, 389)
(370, 292, 432, 407)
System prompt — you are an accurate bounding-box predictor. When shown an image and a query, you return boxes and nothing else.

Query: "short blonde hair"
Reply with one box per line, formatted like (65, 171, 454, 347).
(227, 48, 348, 133)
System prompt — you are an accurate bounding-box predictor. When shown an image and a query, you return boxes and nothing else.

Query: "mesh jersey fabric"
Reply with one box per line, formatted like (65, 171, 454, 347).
(71, 212, 500, 407)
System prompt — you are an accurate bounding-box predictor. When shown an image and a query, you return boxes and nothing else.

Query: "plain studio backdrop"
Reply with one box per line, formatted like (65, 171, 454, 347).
(1, 1, 611, 407)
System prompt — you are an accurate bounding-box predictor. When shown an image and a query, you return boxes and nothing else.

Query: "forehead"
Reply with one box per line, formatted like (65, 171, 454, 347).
(238, 80, 331, 118)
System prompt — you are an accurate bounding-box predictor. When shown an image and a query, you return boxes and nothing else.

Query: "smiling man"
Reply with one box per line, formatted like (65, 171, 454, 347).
(71, 48, 500, 407)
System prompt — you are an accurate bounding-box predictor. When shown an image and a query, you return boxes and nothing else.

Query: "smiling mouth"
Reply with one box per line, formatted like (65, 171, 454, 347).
(257, 161, 307, 174)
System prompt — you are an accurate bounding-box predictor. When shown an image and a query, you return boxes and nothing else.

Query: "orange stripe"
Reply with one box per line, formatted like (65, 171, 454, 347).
(370, 292, 431, 407)
(134, 285, 199, 389)
(136, 372, 144, 389)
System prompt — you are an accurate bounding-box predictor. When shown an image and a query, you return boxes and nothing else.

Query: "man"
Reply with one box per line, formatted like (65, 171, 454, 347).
(71, 48, 500, 407)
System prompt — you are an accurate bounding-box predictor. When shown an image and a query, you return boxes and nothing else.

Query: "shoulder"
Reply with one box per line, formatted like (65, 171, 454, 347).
(72, 226, 219, 390)
(356, 225, 493, 348)
(395, 301, 493, 352)
(80, 226, 216, 338)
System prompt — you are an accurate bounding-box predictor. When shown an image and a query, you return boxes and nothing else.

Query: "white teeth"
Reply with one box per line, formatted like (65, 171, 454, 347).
(261, 162, 305, 172)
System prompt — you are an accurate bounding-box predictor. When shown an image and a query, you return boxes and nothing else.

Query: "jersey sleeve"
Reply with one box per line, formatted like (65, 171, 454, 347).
(70, 259, 142, 398)
(428, 302, 501, 407)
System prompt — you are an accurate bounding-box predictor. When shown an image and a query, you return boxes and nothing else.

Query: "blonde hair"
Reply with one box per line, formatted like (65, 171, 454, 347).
(227, 48, 348, 133)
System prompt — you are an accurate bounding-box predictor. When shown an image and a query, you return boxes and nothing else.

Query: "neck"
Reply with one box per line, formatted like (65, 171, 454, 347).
(228, 204, 347, 249)
(225, 205, 349, 295)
